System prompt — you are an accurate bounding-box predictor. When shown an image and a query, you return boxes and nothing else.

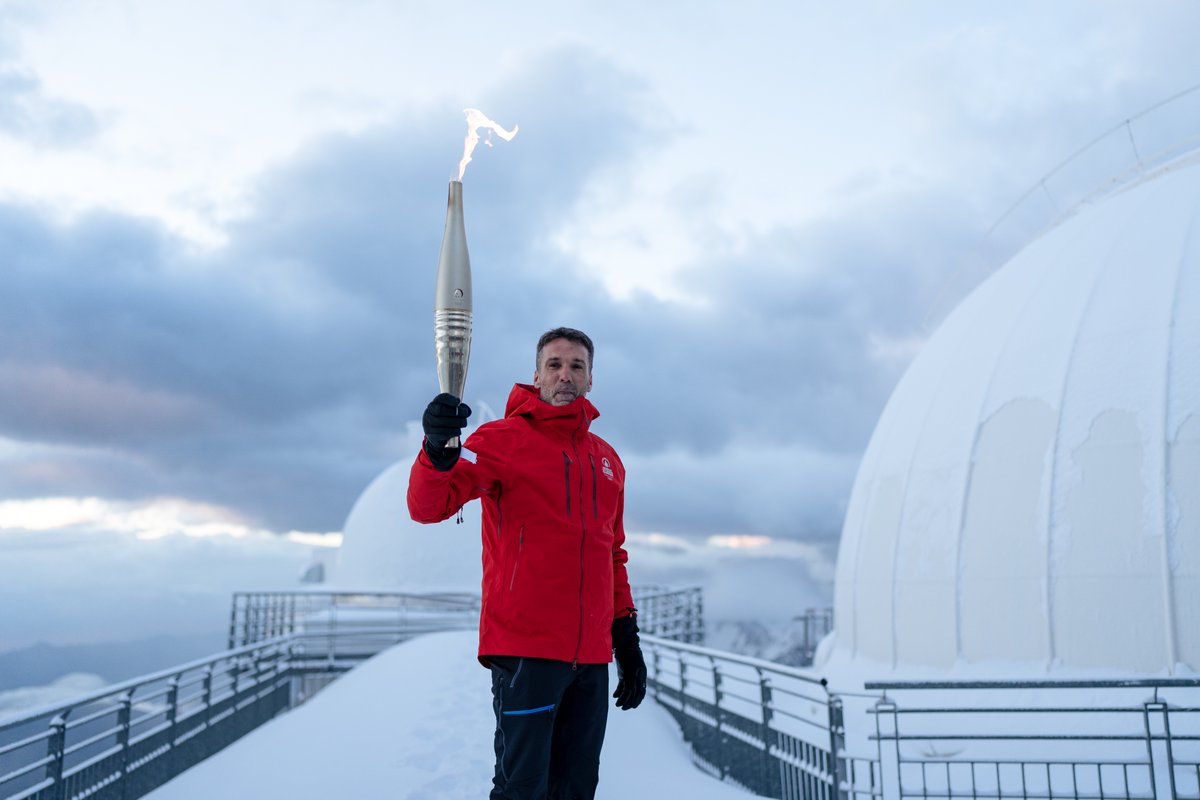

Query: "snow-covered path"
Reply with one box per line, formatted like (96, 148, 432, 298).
(146, 630, 757, 799)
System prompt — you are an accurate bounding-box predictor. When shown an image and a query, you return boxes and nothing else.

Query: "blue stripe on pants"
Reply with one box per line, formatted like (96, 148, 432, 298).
(502, 703, 556, 716)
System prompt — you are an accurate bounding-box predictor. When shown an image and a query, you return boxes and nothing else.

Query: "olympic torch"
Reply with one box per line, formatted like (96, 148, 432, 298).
(433, 179, 472, 448)
(431, 109, 517, 449)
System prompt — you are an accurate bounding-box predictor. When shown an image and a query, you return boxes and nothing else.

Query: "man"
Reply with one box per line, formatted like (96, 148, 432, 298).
(407, 327, 647, 800)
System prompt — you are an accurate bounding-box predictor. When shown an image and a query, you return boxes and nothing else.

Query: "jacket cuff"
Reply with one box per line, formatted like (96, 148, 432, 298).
(422, 438, 461, 472)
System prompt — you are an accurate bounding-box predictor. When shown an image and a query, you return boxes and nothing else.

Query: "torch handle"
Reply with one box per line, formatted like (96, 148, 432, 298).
(435, 307, 473, 449)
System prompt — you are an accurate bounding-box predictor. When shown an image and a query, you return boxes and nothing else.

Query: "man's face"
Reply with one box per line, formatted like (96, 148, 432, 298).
(534, 339, 593, 406)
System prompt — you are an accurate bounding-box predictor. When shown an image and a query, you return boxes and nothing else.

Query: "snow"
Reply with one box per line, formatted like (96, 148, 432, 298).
(144, 630, 758, 799)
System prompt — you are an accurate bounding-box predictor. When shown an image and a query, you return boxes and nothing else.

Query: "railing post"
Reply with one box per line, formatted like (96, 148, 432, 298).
(679, 654, 691, 744)
(202, 666, 214, 727)
(710, 656, 726, 780)
(116, 690, 133, 800)
(227, 593, 240, 649)
(245, 595, 255, 646)
(875, 698, 900, 800)
(827, 694, 847, 800)
(1143, 699, 1177, 800)
(249, 594, 260, 644)
(45, 712, 67, 800)
(165, 676, 179, 772)
(328, 599, 339, 666)
(758, 669, 775, 794)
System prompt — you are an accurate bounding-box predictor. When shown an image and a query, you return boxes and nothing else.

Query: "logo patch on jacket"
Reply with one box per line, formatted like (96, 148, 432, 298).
(601, 457, 615, 480)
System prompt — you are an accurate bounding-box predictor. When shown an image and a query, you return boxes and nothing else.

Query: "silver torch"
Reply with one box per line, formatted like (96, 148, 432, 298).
(433, 179, 472, 448)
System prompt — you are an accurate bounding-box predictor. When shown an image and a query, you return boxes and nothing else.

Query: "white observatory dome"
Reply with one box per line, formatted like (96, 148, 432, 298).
(332, 458, 482, 593)
(831, 154, 1200, 675)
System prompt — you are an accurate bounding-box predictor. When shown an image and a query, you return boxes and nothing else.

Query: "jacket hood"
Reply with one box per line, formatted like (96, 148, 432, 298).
(504, 383, 599, 427)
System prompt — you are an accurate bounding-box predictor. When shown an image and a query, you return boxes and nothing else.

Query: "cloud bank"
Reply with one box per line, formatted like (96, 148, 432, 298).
(4, 9, 1200, 549)
(0, 47, 920, 542)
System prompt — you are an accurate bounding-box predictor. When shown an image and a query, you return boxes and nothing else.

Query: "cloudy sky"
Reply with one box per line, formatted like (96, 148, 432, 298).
(3, 0, 1200, 653)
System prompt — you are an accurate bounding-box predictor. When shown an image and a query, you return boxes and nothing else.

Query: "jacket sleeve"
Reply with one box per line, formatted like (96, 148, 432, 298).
(407, 431, 503, 523)
(611, 485, 636, 618)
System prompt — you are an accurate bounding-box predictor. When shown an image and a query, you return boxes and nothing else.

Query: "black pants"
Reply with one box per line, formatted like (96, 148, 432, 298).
(488, 656, 609, 800)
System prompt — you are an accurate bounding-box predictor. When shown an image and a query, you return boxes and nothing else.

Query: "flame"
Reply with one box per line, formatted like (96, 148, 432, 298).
(456, 108, 518, 181)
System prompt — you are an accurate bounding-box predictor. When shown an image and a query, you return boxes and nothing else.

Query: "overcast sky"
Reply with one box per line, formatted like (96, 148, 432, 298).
(3, 1, 1200, 651)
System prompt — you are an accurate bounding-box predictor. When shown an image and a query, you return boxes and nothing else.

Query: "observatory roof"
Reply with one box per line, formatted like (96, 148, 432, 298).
(332, 458, 482, 593)
(831, 154, 1200, 675)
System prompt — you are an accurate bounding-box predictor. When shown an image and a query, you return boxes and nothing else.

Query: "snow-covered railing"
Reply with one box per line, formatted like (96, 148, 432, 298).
(0, 590, 484, 800)
(634, 585, 705, 645)
(794, 607, 833, 666)
(642, 635, 881, 800)
(226, 590, 483, 703)
(0, 636, 296, 800)
(988, 82, 1200, 247)
(642, 638, 1200, 800)
(0, 585, 706, 800)
(227, 589, 481, 650)
(929, 82, 1200, 329)
(227, 585, 703, 654)
(866, 677, 1200, 800)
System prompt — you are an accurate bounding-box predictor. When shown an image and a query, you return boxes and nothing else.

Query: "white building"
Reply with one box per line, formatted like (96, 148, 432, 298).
(827, 149, 1200, 677)
(330, 457, 483, 593)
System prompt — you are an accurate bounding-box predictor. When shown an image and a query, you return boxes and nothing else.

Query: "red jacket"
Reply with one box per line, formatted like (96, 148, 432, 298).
(408, 383, 635, 666)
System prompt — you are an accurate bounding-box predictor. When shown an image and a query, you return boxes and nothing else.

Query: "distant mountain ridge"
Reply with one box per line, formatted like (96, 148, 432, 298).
(706, 618, 830, 668)
(0, 633, 226, 694)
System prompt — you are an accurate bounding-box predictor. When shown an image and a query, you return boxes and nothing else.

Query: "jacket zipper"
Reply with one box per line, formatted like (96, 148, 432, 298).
(562, 452, 572, 516)
(509, 526, 524, 591)
(570, 428, 588, 668)
(589, 453, 598, 519)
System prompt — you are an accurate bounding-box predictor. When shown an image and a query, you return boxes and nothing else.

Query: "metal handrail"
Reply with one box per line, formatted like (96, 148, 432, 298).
(641, 633, 883, 800)
(868, 677, 1200, 691)
(644, 634, 827, 686)
(987, 82, 1200, 240)
(923, 81, 1200, 332)
(0, 636, 291, 732)
(2, 585, 707, 800)
(0, 597, 491, 800)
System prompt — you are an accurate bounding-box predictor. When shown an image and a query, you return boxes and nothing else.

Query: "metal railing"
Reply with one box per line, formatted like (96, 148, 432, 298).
(637, 585, 705, 644)
(1, 591, 482, 800)
(11, 584, 1197, 800)
(642, 640, 1200, 800)
(926, 81, 1200, 330)
(987, 82, 1200, 246)
(227, 585, 702, 650)
(227, 589, 481, 650)
(643, 635, 881, 800)
(793, 608, 834, 667)
(1, 585, 705, 800)
(867, 678, 1200, 800)
(0, 637, 295, 800)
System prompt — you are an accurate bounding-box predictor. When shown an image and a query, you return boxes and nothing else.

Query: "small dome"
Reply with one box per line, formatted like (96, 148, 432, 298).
(832, 154, 1200, 674)
(332, 457, 482, 593)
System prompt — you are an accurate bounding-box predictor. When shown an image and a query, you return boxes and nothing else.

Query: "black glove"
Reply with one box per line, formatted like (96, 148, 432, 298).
(611, 614, 646, 710)
(422, 393, 471, 472)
